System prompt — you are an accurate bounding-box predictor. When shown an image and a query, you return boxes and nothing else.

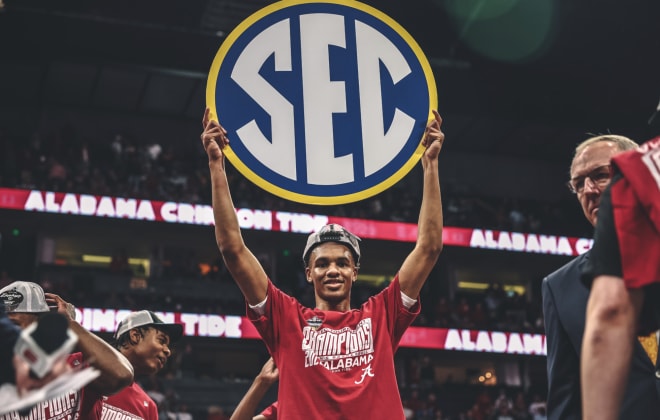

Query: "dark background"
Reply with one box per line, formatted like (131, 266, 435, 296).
(2, 0, 659, 170)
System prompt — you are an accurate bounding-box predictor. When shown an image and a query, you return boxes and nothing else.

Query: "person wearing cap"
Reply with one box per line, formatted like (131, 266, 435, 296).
(102, 310, 183, 419)
(0, 281, 134, 419)
(200, 108, 445, 419)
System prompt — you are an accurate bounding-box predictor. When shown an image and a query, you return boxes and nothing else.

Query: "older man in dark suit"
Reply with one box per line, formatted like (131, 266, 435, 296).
(542, 134, 660, 419)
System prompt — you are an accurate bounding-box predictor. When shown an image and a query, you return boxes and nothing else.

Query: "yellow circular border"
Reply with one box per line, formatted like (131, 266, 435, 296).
(206, 0, 438, 205)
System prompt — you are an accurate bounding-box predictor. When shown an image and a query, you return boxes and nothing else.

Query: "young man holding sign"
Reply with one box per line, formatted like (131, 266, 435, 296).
(201, 107, 444, 419)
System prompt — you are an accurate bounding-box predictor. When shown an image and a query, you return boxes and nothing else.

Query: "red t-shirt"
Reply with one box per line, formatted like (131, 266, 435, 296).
(260, 401, 278, 419)
(102, 382, 158, 420)
(248, 275, 419, 419)
(0, 353, 103, 420)
(610, 136, 660, 289)
(584, 136, 660, 334)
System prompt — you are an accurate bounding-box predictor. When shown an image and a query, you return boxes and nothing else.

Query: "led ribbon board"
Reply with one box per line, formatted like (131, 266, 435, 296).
(207, 0, 437, 204)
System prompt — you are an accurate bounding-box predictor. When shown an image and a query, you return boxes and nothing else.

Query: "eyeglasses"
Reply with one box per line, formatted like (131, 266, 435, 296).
(566, 165, 612, 194)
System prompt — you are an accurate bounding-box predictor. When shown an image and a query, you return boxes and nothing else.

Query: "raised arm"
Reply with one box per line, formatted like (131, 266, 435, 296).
(230, 357, 279, 420)
(398, 110, 444, 299)
(201, 108, 269, 304)
(45, 293, 133, 395)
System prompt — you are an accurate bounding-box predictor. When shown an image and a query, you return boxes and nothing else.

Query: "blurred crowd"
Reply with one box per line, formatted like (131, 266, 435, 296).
(7, 257, 543, 335)
(401, 386, 547, 420)
(0, 126, 591, 237)
(418, 285, 544, 334)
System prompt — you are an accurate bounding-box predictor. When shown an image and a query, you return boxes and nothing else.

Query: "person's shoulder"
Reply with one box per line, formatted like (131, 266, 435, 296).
(359, 277, 399, 308)
(269, 280, 306, 306)
(544, 252, 589, 286)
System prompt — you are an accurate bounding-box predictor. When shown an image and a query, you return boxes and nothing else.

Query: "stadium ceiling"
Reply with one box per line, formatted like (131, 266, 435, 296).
(0, 0, 659, 165)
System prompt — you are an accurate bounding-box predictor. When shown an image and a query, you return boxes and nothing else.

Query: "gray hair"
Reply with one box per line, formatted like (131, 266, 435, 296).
(570, 134, 638, 173)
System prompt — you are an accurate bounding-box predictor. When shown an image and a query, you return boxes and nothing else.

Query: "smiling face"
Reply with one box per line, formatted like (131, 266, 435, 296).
(305, 242, 358, 311)
(570, 141, 621, 227)
(123, 327, 172, 376)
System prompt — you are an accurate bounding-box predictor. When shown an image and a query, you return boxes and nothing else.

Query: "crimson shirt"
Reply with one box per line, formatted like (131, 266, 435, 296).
(102, 382, 158, 419)
(248, 275, 419, 419)
(609, 136, 660, 289)
(584, 136, 660, 334)
(260, 401, 278, 419)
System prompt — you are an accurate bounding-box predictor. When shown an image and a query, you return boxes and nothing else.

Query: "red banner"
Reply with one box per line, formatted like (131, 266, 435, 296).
(74, 307, 546, 356)
(0, 188, 590, 256)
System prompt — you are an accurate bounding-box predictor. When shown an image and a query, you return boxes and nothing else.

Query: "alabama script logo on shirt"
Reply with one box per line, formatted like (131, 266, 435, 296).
(301, 318, 374, 372)
(206, 0, 437, 204)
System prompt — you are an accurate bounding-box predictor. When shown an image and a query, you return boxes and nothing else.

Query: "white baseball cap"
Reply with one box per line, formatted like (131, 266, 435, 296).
(0, 281, 50, 313)
(302, 224, 361, 267)
(114, 310, 183, 343)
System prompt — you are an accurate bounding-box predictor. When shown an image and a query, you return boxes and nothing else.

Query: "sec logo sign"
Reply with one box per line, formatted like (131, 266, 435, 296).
(207, 0, 437, 205)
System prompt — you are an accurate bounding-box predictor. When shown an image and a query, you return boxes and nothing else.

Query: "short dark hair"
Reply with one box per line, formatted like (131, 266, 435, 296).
(114, 325, 154, 350)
